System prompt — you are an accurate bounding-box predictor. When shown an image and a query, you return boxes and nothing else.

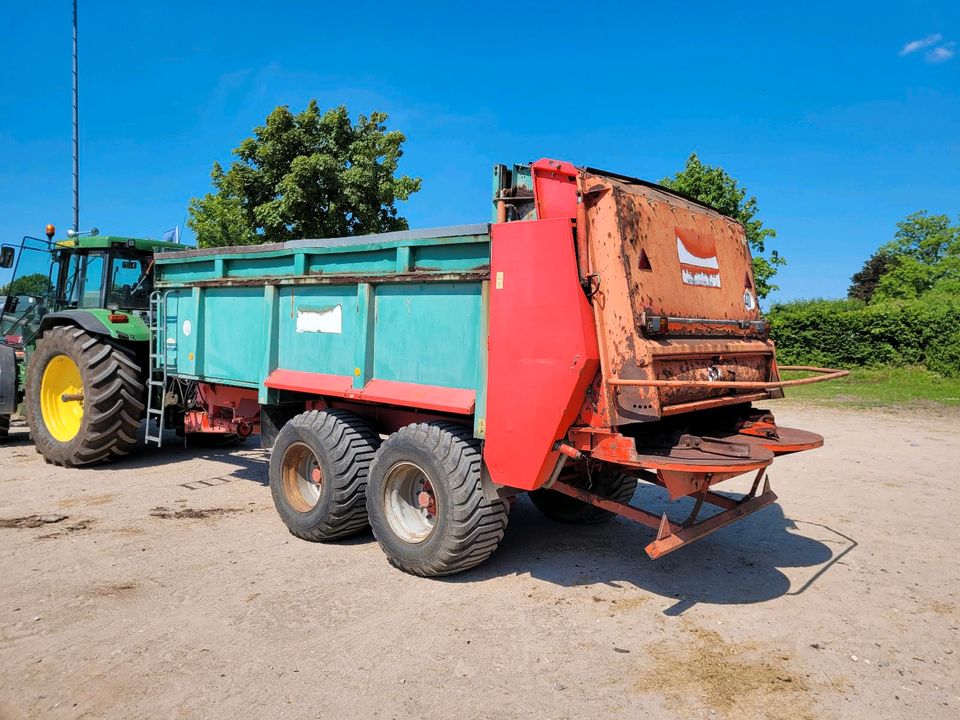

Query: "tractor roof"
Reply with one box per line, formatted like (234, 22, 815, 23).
(55, 235, 189, 253)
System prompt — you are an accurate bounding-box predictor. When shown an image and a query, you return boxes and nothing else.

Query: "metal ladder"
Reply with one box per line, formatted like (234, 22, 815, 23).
(145, 291, 171, 447)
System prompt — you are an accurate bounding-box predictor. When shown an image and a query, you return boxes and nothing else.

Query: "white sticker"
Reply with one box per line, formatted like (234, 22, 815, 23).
(182, 319, 192, 337)
(743, 289, 756, 311)
(296, 305, 342, 334)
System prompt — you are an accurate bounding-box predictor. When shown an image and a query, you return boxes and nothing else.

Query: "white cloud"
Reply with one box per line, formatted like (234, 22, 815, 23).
(926, 43, 956, 63)
(900, 33, 942, 55)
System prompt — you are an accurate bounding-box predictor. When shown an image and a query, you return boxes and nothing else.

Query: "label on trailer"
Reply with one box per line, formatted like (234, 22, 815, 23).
(296, 305, 343, 334)
(676, 227, 721, 288)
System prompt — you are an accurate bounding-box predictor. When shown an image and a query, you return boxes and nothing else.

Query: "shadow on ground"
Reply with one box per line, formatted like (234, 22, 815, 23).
(449, 485, 855, 614)
(3, 423, 271, 486)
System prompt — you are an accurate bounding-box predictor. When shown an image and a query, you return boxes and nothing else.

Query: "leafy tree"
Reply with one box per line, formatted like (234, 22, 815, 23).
(188, 102, 422, 248)
(848, 251, 893, 302)
(661, 153, 784, 299)
(859, 211, 960, 302)
(1, 273, 51, 297)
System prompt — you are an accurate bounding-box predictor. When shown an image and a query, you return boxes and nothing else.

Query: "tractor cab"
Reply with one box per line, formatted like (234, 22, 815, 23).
(0, 229, 183, 348)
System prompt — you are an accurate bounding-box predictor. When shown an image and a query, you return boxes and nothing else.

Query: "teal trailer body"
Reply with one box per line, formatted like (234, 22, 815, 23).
(152, 224, 491, 434)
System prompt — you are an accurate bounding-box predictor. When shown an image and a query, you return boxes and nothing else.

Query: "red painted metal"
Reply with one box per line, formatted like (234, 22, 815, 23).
(183, 383, 260, 436)
(584, 430, 774, 474)
(265, 369, 476, 415)
(484, 217, 600, 490)
(530, 158, 579, 220)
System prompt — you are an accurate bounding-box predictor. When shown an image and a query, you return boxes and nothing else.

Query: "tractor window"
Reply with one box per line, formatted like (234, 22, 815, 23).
(79, 254, 105, 307)
(106, 255, 151, 310)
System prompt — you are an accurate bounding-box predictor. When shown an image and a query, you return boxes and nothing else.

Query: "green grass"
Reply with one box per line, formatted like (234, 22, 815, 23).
(780, 366, 960, 408)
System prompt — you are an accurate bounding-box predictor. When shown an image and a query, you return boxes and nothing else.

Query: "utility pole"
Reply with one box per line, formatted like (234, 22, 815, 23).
(72, 0, 79, 233)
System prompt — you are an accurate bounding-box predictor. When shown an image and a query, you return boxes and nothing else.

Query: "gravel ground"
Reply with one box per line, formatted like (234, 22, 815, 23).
(0, 403, 957, 720)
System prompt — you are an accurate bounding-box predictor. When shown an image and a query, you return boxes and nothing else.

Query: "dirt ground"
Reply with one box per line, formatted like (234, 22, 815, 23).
(0, 403, 957, 720)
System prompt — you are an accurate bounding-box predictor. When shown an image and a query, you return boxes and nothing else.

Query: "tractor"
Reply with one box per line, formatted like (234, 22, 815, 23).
(0, 227, 181, 464)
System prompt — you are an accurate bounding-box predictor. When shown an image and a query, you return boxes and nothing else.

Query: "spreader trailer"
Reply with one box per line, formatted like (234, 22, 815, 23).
(138, 159, 844, 575)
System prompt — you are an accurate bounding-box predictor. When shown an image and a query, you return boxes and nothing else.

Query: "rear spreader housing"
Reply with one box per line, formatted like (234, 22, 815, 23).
(153, 159, 843, 560)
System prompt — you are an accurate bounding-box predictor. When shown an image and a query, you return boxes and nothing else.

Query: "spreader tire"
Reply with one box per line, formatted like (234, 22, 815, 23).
(269, 409, 380, 542)
(0, 414, 9, 441)
(366, 422, 509, 577)
(530, 466, 638, 524)
(25, 326, 144, 466)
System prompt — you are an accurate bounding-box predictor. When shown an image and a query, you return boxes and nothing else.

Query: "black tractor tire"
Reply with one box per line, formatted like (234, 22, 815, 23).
(0, 414, 9, 441)
(529, 466, 638, 525)
(366, 422, 509, 577)
(269, 409, 380, 541)
(25, 326, 144, 466)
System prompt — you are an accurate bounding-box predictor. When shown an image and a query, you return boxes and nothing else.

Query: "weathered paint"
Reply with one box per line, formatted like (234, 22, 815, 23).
(156, 226, 489, 414)
(264, 370, 475, 414)
(482, 217, 599, 491)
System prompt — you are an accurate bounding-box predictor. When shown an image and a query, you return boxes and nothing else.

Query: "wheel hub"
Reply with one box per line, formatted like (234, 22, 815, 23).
(279, 442, 323, 513)
(40, 354, 84, 442)
(383, 461, 438, 543)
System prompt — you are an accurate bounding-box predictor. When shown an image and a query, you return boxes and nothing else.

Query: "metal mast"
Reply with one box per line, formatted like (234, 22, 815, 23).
(72, 0, 79, 233)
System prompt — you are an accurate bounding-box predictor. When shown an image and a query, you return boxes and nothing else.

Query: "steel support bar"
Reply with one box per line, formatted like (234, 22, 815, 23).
(549, 479, 678, 533)
(641, 469, 766, 511)
(549, 473, 777, 559)
(644, 489, 778, 559)
(606, 366, 848, 390)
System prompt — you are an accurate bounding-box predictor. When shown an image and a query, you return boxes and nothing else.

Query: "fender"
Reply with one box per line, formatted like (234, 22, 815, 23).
(38, 310, 150, 343)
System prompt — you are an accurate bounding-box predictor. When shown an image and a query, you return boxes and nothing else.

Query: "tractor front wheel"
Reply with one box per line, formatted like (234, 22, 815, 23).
(25, 326, 144, 466)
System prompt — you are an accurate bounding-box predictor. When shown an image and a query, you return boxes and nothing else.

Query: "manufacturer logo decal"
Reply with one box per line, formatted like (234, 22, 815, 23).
(675, 228, 721, 288)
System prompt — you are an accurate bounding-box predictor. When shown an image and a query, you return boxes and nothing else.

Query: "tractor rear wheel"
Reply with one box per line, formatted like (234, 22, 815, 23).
(269, 409, 380, 541)
(25, 326, 144, 466)
(366, 422, 509, 577)
(529, 466, 638, 524)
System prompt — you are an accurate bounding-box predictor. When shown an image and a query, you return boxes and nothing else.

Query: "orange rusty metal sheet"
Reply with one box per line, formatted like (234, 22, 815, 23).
(577, 169, 777, 424)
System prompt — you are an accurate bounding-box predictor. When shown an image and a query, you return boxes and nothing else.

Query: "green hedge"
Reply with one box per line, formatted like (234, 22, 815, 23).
(767, 297, 960, 377)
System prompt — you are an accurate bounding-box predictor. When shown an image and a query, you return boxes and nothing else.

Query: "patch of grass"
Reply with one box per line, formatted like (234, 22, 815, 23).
(780, 366, 960, 408)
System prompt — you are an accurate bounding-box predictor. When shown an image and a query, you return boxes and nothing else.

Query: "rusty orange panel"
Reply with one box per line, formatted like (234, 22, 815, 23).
(578, 170, 778, 424)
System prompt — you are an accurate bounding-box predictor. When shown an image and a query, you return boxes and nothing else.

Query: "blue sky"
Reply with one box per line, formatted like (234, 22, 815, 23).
(1, 1, 957, 303)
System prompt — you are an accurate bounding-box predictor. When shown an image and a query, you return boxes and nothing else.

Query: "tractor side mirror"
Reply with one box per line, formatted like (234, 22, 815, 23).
(4, 295, 19, 313)
(0, 246, 14, 269)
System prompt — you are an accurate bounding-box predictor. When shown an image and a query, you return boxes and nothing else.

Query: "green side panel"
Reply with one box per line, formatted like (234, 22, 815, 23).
(412, 243, 489, 272)
(200, 288, 266, 383)
(164, 291, 191, 371)
(158, 259, 217, 284)
(372, 283, 481, 389)
(226, 255, 304, 278)
(84, 309, 150, 342)
(305, 249, 397, 275)
(275, 286, 359, 377)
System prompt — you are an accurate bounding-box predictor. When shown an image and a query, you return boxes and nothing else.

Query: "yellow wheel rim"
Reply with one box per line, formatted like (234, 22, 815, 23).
(40, 354, 84, 442)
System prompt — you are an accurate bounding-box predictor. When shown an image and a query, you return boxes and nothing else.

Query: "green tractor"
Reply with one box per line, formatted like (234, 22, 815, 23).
(0, 228, 182, 464)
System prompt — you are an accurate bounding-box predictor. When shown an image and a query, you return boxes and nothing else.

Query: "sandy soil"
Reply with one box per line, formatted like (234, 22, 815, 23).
(0, 403, 957, 720)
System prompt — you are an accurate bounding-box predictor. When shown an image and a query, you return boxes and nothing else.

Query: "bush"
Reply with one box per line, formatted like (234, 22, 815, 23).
(767, 297, 960, 377)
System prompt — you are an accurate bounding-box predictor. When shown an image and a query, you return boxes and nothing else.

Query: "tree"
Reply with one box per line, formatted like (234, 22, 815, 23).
(188, 102, 422, 248)
(852, 211, 960, 302)
(848, 251, 893, 302)
(661, 153, 784, 299)
(1, 273, 51, 297)
(872, 211, 959, 301)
